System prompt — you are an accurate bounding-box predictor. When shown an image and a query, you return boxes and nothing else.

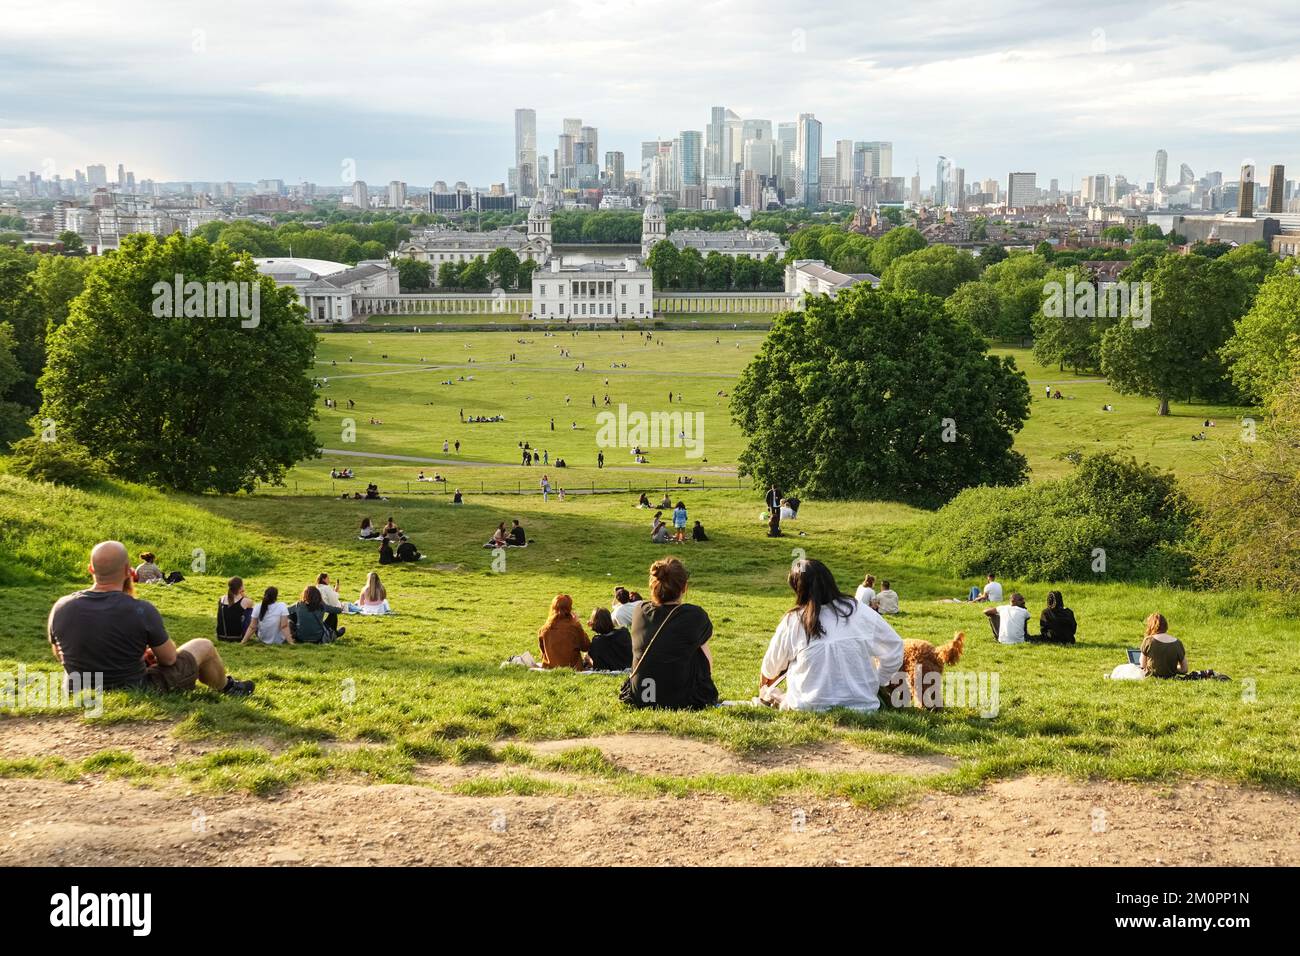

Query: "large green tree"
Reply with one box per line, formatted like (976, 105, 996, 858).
(731, 286, 1030, 505)
(1100, 253, 1251, 415)
(39, 233, 318, 492)
(485, 247, 520, 290)
(1221, 257, 1300, 404)
(882, 244, 981, 299)
(868, 226, 927, 275)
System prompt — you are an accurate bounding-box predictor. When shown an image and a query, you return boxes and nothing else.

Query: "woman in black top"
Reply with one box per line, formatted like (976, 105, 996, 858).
(378, 539, 396, 565)
(622, 556, 718, 709)
(1030, 590, 1077, 643)
(587, 607, 632, 671)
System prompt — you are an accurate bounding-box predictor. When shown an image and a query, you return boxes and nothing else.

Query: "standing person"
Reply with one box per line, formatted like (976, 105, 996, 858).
(541, 475, 551, 502)
(597, 451, 604, 469)
(621, 557, 717, 709)
(537, 594, 590, 670)
(758, 559, 904, 712)
(454, 440, 460, 453)
(672, 500, 688, 543)
(765, 485, 782, 513)
(48, 541, 253, 696)
(443, 439, 449, 454)
(550, 417, 555, 431)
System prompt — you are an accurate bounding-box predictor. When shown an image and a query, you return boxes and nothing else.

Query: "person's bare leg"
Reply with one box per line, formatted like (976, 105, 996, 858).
(177, 638, 227, 690)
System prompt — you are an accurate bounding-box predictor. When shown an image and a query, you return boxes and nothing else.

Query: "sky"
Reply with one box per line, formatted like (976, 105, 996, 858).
(1, 0, 1298, 190)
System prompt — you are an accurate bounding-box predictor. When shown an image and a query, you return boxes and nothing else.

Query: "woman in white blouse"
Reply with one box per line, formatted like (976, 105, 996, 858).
(759, 559, 904, 712)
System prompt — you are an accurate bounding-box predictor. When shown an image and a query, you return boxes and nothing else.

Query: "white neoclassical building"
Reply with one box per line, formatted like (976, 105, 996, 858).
(784, 259, 879, 303)
(254, 257, 399, 323)
(531, 257, 653, 322)
(398, 200, 553, 283)
(639, 199, 786, 260)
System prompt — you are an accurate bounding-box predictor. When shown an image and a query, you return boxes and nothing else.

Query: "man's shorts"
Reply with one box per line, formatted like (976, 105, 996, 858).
(145, 649, 200, 692)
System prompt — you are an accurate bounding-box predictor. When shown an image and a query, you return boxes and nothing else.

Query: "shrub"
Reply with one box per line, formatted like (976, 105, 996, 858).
(921, 452, 1194, 583)
(6, 433, 106, 487)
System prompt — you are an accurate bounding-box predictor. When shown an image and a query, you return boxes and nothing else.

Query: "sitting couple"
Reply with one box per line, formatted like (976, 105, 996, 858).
(983, 590, 1078, 644)
(534, 596, 633, 673)
(484, 520, 527, 548)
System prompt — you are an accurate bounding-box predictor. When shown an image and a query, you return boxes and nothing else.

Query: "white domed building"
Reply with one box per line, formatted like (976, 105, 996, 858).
(398, 201, 553, 285)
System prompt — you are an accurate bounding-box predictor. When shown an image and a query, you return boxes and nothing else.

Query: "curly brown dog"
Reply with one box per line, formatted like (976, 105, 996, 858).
(883, 631, 965, 710)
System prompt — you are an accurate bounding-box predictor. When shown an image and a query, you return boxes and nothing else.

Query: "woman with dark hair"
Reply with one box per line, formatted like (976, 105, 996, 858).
(359, 517, 380, 539)
(243, 586, 292, 644)
(758, 559, 904, 712)
(1030, 590, 1077, 643)
(587, 606, 632, 671)
(650, 511, 669, 543)
(378, 538, 396, 565)
(621, 557, 717, 709)
(289, 585, 346, 644)
(135, 552, 164, 584)
(537, 594, 590, 670)
(216, 576, 254, 642)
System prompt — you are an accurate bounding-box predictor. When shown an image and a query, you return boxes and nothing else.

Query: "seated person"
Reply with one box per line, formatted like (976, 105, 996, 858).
(314, 573, 343, 631)
(382, 517, 402, 538)
(968, 573, 1003, 603)
(1029, 590, 1077, 643)
(759, 558, 904, 712)
(651, 516, 670, 543)
(452, 489, 464, 505)
(396, 538, 422, 562)
(622, 557, 718, 709)
(49, 541, 253, 696)
(216, 576, 254, 642)
(358, 517, 380, 539)
(779, 499, 796, 520)
(855, 574, 877, 607)
(611, 587, 641, 628)
(289, 586, 346, 643)
(691, 520, 708, 542)
(984, 592, 1030, 644)
(1140, 612, 1188, 678)
(508, 519, 527, 546)
(357, 573, 391, 615)
(485, 522, 509, 549)
(874, 580, 900, 614)
(244, 587, 293, 644)
(587, 607, 632, 671)
(537, 594, 590, 670)
(378, 539, 396, 565)
(657, 493, 672, 509)
(766, 510, 782, 537)
(637, 493, 651, 508)
(134, 552, 165, 584)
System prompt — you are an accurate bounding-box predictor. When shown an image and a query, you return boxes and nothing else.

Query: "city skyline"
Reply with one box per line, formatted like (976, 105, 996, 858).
(2, 0, 1297, 189)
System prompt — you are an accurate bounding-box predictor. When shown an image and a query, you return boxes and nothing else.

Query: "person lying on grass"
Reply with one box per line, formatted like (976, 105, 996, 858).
(758, 558, 904, 712)
(538, 594, 590, 670)
(49, 540, 253, 696)
(621, 556, 718, 710)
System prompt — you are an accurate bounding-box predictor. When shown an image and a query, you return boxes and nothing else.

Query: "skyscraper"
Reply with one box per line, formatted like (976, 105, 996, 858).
(1269, 164, 1286, 214)
(835, 139, 854, 187)
(679, 130, 703, 187)
(707, 106, 728, 179)
(514, 108, 537, 197)
(605, 151, 625, 189)
(777, 122, 798, 196)
(1007, 172, 1037, 208)
(795, 113, 822, 207)
(1155, 149, 1168, 191)
(1238, 163, 1255, 218)
(934, 156, 952, 207)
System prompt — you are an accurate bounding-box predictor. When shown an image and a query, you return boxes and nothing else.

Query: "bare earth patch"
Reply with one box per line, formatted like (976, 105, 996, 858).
(1, 718, 1297, 866)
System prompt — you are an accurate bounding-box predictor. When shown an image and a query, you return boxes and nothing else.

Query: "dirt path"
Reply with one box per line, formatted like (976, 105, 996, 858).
(1, 719, 1296, 867)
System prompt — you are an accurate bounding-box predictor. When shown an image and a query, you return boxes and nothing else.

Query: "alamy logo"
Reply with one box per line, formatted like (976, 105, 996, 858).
(1042, 274, 1151, 328)
(595, 403, 705, 459)
(151, 273, 260, 328)
(50, 886, 151, 936)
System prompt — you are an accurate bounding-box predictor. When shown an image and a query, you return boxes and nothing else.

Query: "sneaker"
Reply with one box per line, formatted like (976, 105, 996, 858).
(223, 676, 255, 697)
(336, 626, 346, 638)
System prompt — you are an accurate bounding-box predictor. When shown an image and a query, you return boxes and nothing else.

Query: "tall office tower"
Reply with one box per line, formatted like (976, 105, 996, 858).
(777, 122, 798, 195)
(559, 132, 575, 168)
(87, 164, 107, 186)
(117, 163, 126, 187)
(125, 171, 136, 192)
(741, 169, 764, 208)
(604, 151, 625, 188)
(1238, 163, 1255, 217)
(1268, 164, 1286, 213)
(743, 137, 777, 178)
(1155, 149, 1168, 191)
(855, 141, 892, 179)
(707, 107, 728, 178)
(794, 113, 822, 207)
(537, 155, 549, 185)
(387, 180, 406, 208)
(641, 141, 659, 186)
(514, 108, 537, 197)
(934, 156, 952, 206)
(835, 139, 854, 186)
(1007, 172, 1037, 208)
(819, 156, 837, 193)
(563, 118, 582, 140)
(911, 169, 921, 204)
(742, 118, 772, 146)
(953, 167, 966, 209)
(724, 111, 743, 179)
(352, 180, 369, 209)
(678, 130, 703, 186)
(580, 126, 598, 160)
(1178, 163, 1194, 186)
(1048, 178, 1060, 202)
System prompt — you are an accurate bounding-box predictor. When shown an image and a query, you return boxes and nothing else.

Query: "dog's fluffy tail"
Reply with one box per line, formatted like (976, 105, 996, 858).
(937, 630, 965, 665)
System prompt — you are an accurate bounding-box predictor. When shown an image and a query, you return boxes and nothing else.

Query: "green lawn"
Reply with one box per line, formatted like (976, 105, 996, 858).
(0, 329, 1291, 803)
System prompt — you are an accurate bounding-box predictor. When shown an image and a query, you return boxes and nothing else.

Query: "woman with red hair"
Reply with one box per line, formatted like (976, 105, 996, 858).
(538, 594, 590, 670)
